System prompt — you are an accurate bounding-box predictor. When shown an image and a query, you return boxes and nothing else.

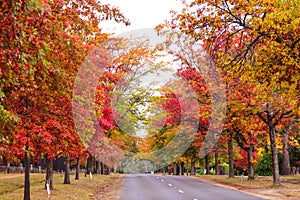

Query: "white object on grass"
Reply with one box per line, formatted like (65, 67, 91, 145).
(90, 171, 93, 180)
(46, 181, 50, 198)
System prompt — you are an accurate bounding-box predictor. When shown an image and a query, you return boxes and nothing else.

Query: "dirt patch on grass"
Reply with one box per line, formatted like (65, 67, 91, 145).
(92, 174, 124, 200)
(0, 174, 24, 180)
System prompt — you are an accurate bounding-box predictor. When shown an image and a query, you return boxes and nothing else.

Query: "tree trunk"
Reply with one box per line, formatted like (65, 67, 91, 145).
(63, 156, 71, 184)
(228, 131, 234, 178)
(75, 157, 80, 180)
(247, 147, 255, 180)
(174, 163, 179, 175)
(179, 162, 182, 175)
(6, 162, 10, 174)
(101, 157, 105, 175)
(205, 154, 210, 175)
(85, 156, 93, 176)
(190, 158, 196, 176)
(45, 157, 53, 190)
(268, 121, 281, 185)
(96, 160, 101, 174)
(180, 162, 184, 175)
(258, 104, 281, 186)
(24, 151, 30, 200)
(186, 161, 189, 176)
(100, 162, 104, 175)
(215, 147, 220, 175)
(281, 130, 291, 175)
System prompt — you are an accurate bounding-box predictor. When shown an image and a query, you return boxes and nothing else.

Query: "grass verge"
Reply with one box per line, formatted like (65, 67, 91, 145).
(194, 174, 300, 200)
(0, 173, 123, 200)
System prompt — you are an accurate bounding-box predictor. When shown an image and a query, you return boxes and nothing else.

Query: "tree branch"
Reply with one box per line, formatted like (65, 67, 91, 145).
(257, 112, 268, 124)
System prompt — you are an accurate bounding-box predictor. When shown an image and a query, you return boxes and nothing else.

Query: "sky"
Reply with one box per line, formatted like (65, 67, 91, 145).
(101, 0, 184, 34)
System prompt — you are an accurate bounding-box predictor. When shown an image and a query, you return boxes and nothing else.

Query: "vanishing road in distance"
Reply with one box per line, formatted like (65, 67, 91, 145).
(120, 174, 264, 200)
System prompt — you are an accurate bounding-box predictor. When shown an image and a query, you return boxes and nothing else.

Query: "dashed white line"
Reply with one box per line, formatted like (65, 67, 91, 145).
(168, 184, 172, 187)
(161, 179, 164, 182)
(178, 190, 184, 194)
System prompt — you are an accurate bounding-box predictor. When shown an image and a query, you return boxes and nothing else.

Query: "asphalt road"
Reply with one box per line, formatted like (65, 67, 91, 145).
(120, 174, 265, 200)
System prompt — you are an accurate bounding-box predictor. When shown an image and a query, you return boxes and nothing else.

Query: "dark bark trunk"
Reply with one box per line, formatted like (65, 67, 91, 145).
(190, 158, 196, 176)
(100, 162, 104, 175)
(85, 156, 93, 176)
(247, 147, 255, 180)
(45, 157, 53, 190)
(63, 156, 71, 184)
(164, 166, 168, 175)
(24, 151, 30, 200)
(6, 162, 10, 174)
(179, 162, 182, 175)
(215, 147, 220, 175)
(101, 157, 105, 175)
(257, 104, 282, 185)
(205, 154, 210, 175)
(281, 130, 291, 175)
(75, 157, 80, 180)
(96, 160, 100, 174)
(174, 163, 179, 175)
(228, 131, 234, 178)
(269, 120, 281, 185)
(180, 162, 184, 175)
(186, 161, 189, 176)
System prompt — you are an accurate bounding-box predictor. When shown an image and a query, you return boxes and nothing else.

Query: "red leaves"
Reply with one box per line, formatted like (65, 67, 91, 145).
(162, 92, 182, 127)
(235, 149, 258, 170)
(25, 63, 30, 70)
(13, 125, 52, 158)
(1, 0, 132, 164)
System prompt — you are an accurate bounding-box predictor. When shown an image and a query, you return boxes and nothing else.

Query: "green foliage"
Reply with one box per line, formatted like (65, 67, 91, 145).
(221, 163, 229, 175)
(0, 105, 19, 135)
(196, 169, 205, 175)
(255, 153, 273, 176)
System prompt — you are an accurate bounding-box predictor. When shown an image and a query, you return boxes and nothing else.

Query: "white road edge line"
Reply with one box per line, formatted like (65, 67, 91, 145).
(178, 190, 184, 194)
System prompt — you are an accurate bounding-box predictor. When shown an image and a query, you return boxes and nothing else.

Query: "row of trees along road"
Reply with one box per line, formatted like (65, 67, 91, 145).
(155, 0, 300, 185)
(0, 1, 300, 200)
(0, 0, 129, 200)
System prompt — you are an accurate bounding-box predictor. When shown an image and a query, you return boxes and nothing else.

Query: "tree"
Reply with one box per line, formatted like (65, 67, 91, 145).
(224, 78, 267, 180)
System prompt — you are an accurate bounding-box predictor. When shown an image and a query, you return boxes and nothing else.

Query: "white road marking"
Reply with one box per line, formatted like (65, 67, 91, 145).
(168, 184, 172, 187)
(178, 190, 184, 193)
(194, 199, 198, 200)
(161, 179, 164, 182)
